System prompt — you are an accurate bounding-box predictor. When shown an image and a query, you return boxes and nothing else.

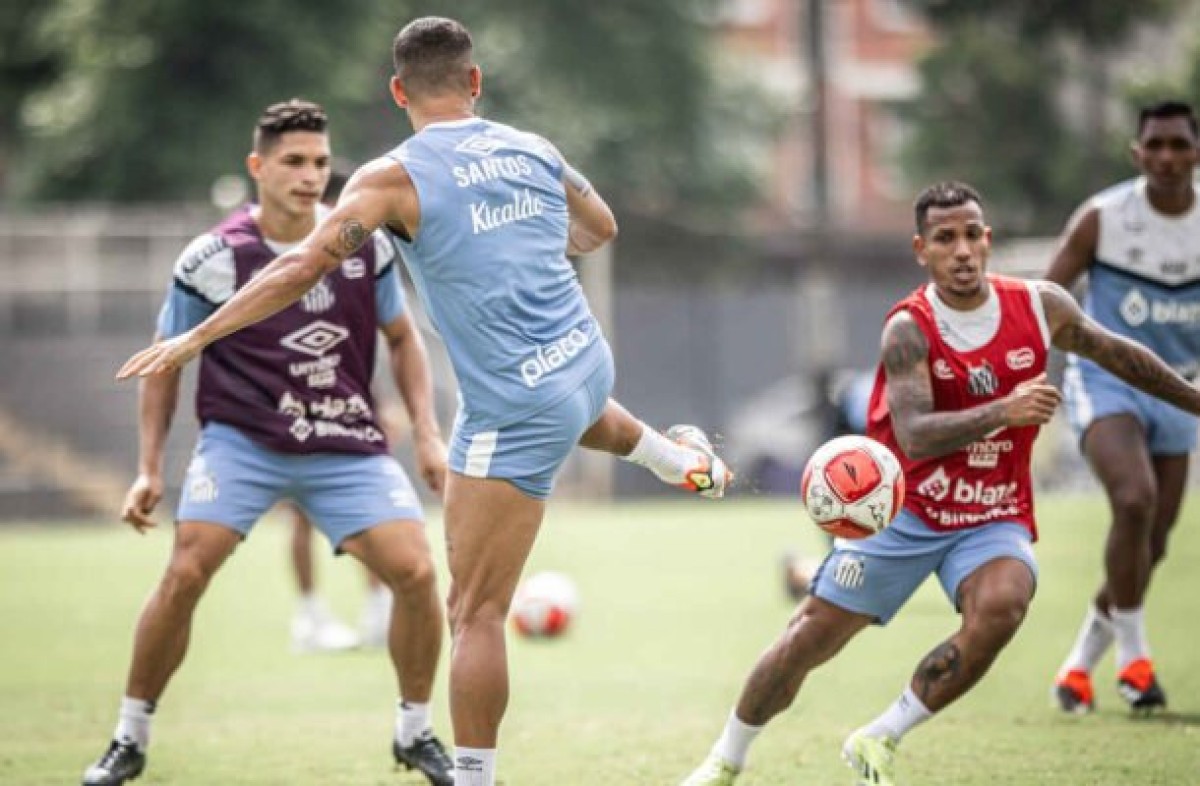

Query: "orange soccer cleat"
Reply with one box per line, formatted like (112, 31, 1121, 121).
(1054, 669, 1095, 714)
(1117, 658, 1167, 713)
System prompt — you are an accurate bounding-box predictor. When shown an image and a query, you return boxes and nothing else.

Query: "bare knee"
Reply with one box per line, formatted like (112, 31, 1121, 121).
(778, 601, 859, 671)
(1109, 481, 1156, 532)
(381, 556, 438, 601)
(159, 555, 215, 608)
(962, 594, 1028, 654)
(446, 582, 508, 635)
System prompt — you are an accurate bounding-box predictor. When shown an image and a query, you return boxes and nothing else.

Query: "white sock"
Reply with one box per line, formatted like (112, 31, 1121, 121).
(861, 687, 932, 744)
(395, 700, 431, 747)
(622, 423, 696, 484)
(297, 592, 324, 617)
(711, 711, 762, 770)
(113, 697, 155, 751)
(1110, 606, 1150, 669)
(1060, 602, 1114, 674)
(453, 747, 496, 786)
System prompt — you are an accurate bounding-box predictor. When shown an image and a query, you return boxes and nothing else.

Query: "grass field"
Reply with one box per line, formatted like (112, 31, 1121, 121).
(2, 496, 1199, 785)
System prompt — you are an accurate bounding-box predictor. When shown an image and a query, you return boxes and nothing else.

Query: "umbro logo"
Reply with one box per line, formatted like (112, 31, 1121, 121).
(455, 134, 505, 157)
(281, 320, 349, 357)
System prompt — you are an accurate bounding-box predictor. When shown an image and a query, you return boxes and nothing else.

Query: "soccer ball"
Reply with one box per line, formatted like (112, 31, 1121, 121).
(801, 435, 904, 539)
(510, 571, 579, 638)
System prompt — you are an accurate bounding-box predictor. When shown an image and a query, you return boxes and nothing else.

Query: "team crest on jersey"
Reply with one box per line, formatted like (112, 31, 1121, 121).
(300, 278, 335, 313)
(455, 134, 506, 157)
(966, 360, 999, 397)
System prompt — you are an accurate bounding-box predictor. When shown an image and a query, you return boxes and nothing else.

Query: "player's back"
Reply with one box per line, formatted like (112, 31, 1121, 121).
(388, 118, 609, 430)
(1084, 177, 1200, 376)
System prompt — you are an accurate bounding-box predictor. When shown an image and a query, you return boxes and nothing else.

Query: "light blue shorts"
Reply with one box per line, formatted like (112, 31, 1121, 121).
(449, 357, 615, 499)
(177, 422, 424, 550)
(1064, 360, 1198, 455)
(811, 508, 1038, 625)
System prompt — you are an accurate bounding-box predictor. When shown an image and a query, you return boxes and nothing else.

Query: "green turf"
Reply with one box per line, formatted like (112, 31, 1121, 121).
(2, 495, 1198, 785)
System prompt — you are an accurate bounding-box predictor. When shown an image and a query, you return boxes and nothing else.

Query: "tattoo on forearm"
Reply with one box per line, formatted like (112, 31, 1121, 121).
(1060, 322, 1200, 412)
(321, 219, 368, 261)
(884, 317, 1006, 457)
(914, 641, 962, 704)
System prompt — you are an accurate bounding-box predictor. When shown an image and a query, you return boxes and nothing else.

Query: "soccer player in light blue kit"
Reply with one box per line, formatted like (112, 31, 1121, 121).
(1049, 101, 1200, 714)
(117, 18, 732, 786)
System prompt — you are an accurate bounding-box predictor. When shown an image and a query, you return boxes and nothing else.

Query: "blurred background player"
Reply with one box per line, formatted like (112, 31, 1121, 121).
(1048, 100, 1200, 714)
(83, 100, 453, 786)
(115, 18, 733, 786)
(679, 182, 1200, 786)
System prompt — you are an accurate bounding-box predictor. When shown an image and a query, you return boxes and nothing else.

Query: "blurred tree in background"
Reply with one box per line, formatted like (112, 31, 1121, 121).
(0, 0, 765, 218)
(903, 0, 1184, 234)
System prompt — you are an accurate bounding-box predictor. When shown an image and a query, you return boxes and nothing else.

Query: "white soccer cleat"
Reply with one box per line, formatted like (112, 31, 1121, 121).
(666, 424, 733, 500)
(680, 753, 740, 786)
(291, 602, 360, 653)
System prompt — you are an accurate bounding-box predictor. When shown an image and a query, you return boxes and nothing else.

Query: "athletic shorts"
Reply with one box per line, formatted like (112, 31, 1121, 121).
(811, 508, 1038, 625)
(448, 354, 615, 499)
(176, 421, 424, 550)
(1064, 359, 1198, 455)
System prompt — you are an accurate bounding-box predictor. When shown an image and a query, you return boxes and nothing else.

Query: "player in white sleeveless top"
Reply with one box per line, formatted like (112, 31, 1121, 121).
(1048, 101, 1200, 715)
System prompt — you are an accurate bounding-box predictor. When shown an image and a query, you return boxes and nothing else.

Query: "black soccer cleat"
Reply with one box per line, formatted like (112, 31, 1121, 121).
(393, 732, 455, 786)
(1118, 658, 1168, 714)
(81, 740, 146, 786)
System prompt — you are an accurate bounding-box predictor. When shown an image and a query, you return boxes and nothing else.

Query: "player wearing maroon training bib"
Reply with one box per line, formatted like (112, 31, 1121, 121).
(680, 182, 1200, 786)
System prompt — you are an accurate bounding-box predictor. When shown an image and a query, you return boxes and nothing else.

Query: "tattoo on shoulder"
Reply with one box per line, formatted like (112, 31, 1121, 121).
(322, 219, 368, 261)
(882, 315, 929, 375)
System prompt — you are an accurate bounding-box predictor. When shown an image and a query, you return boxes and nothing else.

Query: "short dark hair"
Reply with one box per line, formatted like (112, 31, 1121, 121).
(1137, 100, 1198, 138)
(392, 17, 474, 97)
(253, 99, 328, 153)
(913, 181, 983, 235)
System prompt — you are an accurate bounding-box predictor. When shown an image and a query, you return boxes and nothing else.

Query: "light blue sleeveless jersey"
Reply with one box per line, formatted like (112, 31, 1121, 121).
(1077, 177, 1200, 378)
(388, 118, 609, 430)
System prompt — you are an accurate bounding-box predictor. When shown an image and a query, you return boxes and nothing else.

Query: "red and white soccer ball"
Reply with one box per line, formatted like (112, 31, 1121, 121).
(801, 435, 905, 539)
(510, 571, 579, 638)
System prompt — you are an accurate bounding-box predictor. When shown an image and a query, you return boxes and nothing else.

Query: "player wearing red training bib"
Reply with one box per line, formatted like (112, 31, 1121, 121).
(867, 275, 1048, 538)
(679, 182, 1200, 786)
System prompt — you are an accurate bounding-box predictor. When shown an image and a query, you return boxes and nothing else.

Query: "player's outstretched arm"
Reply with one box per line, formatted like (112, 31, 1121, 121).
(116, 160, 418, 379)
(381, 312, 446, 494)
(1039, 280, 1200, 414)
(882, 311, 1059, 459)
(1044, 203, 1098, 289)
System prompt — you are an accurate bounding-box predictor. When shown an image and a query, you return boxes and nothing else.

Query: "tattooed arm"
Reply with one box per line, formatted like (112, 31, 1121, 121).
(1039, 281, 1200, 414)
(116, 159, 419, 378)
(882, 311, 1060, 459)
